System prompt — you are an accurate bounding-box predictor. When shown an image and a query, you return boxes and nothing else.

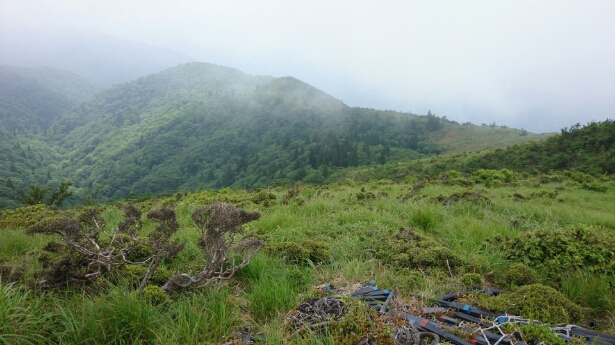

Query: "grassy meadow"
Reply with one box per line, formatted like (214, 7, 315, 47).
(1, 170, 615, 344)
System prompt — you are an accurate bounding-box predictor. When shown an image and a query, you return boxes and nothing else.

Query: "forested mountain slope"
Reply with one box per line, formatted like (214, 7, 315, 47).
(340, 120, 615, 182)
(0, 66, 104, 134)
(0, 66, 105, 209)
(1, 62, 550, 207)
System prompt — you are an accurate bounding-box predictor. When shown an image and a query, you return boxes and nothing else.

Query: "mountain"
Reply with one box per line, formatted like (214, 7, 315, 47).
(1, 62, 550, 208)
(44, 63, 546, 200)
(0, 27, 196, 84)
(0, 66, 106, 209)
(0, 66, 105, 134)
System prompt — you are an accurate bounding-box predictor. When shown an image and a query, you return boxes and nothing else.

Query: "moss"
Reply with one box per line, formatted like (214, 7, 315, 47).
(479, 284, 587, 324)
(413, 246, 462, 269)
(289, 296, 396, 345)
(519, 323, 566, 345)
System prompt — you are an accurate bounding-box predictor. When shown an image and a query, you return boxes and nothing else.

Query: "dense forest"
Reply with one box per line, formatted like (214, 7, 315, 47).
(1, 63, 549, 209)
(341, 120, 615, 183)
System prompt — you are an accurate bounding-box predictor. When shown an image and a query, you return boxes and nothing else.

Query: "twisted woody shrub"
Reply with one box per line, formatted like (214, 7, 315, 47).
(28, 205, 183, 289)
(161, 203, 263, 291)
(27, 203, 263, 293)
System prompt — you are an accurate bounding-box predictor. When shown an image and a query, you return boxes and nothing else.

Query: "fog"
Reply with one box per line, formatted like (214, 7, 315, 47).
(2, 0, 614, 133)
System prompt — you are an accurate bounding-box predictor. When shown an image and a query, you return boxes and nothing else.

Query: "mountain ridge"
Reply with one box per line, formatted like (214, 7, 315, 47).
(1, 62, 551, 208)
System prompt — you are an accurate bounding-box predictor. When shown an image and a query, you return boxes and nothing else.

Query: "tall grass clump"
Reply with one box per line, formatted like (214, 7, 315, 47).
(561, 271, 614, 315)
(0, 281, 54, 344)
(409, 208, 438, 232)
(161, 288, 239, 344)
(245, 257, 309, 322)
(55, 286, 163, 344)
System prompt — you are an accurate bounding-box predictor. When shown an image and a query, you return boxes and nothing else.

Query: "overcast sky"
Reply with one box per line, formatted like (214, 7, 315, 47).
(2, 0, 614, 133)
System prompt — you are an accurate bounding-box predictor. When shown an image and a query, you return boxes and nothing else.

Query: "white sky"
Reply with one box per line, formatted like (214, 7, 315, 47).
(2, 0, 614, 133)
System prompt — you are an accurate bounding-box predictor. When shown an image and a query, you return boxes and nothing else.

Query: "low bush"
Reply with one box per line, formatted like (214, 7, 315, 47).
(473, 169, 514, 185)
(375, 228, 464, 271)
(494, 263, 540, 288)
(492, 225, 615, 282)
(265, 239, 330, 265)
(479, 284, 587, 324)
(460, 273, 482, 288)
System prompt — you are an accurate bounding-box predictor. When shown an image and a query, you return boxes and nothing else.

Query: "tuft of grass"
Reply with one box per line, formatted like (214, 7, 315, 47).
(561, 271, 614, 316)
(160, 288, 240, 344)
(55, 286, 163, 344)
(0, 281, 54, 344)
(245, 258, 309, 322)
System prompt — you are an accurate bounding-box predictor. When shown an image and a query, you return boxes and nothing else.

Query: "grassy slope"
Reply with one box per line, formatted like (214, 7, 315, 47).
(432, 123, 553, 153)
(1, 174, 614, 343)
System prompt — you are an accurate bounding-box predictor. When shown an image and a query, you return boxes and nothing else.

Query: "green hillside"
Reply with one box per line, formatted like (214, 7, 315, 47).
(0, 66, 105, 209)
(0, 66, 104, 134)
(42, 63, 548, 202)
(339, 120, 615, 183)
(2, 63, 551, 209)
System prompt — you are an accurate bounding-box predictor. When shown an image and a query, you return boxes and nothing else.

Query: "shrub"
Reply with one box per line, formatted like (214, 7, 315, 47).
(473, 169, 514, 185)
(265, 241, 309, 264)
(251, 190, 277, 206)
(356, 191, 376, 201)
(580, 181, 607, 192)
(265, 239, 330, 265)
(529, 190, 559, 199)
(460, 273, 482, 288)
(495, 263, 540, 288)
(109, 264, 171, 287)
(142, 285, 168, 305)
(161, 203, 263, 291)
(375, 228, 464, 271)
(27, 205, 184, 291)
(303, 240, 331, 264)
(0, 204, 62, 229)
(479, 284, 587, 324)
(493, 225, 615, 282)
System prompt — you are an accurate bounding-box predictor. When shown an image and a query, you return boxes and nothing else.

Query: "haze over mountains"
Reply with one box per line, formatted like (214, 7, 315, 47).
(0, 27, 195, 84)
(0, 58, 551, 210)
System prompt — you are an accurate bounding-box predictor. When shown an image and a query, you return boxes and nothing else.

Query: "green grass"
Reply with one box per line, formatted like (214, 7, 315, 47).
(1, 172, 614, 343)
(0, 281, 54, 344)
